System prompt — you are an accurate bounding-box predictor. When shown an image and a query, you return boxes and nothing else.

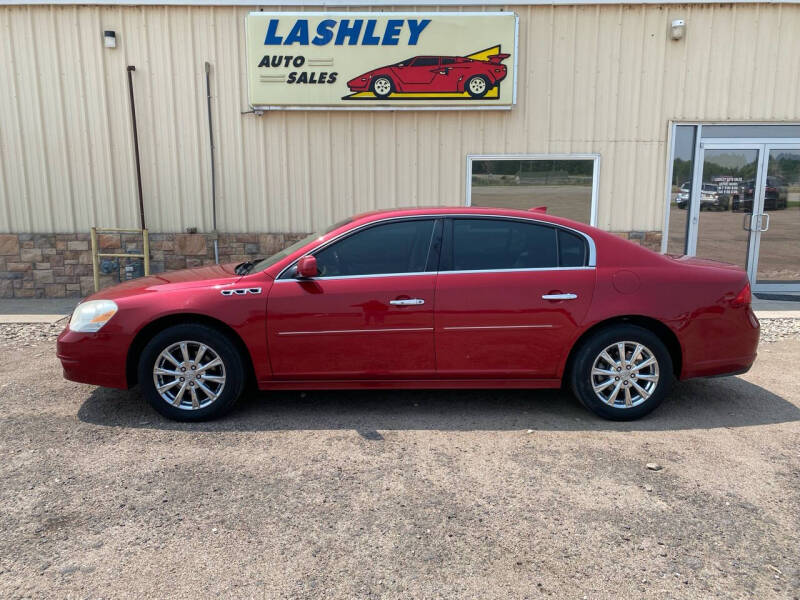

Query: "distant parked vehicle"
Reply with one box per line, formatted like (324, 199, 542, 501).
(676, 183, 729, 211)
(675, 181, 691, 206)
(732, 177, 788, 211)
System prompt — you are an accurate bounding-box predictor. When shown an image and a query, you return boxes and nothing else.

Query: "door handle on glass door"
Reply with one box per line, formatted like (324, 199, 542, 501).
(542, 293, 578, 300)
(390, 298, 425, 306)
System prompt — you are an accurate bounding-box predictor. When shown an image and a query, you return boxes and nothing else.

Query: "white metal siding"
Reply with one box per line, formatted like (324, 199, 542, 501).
(1, 4, 799, 234)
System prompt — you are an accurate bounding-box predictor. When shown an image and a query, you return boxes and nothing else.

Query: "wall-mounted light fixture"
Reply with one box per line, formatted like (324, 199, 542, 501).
(103, 30, 117, 49)
(670, 19, 686, 41)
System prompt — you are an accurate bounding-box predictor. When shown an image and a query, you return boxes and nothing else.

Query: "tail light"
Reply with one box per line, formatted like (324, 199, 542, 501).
(731, 281, 751, 307)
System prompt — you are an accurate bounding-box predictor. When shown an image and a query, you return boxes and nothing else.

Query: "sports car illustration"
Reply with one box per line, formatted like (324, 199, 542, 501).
(346, 54, 510, 98)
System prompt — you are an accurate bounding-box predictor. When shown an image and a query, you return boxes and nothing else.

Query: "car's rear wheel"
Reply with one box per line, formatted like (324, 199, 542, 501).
(137, 323, 246, 421)
(371, 76, 394, 99)
(570, 324, 673, 420)
(465, 75, 490, 98)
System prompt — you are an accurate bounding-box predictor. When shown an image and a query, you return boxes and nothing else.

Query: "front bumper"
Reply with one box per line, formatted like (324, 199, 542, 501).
(347, 77, 371, 92)
(57, 327, 130, 389)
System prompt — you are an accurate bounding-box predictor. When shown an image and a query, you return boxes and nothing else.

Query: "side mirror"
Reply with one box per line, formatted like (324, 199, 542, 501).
(296, 255, 318, 279)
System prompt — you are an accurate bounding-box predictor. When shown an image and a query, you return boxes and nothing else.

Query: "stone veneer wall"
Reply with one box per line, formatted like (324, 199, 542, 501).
(0, 232, 306, 299)
(0, 230, 662, 299)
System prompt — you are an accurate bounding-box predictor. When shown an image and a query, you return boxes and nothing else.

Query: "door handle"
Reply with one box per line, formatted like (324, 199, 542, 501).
(743, 213, 756, 231)
(390, 298, 425, 306)
(542, 293, 578, 301)
(759, 213, 770, 232)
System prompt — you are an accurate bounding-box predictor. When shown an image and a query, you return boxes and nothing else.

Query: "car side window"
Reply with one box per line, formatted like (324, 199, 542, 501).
(441, 57, 455, 65)
(557, 229, 588, 267)
(412, 57, 439, 67)
(314, 219, 436, 277)
(449, 219, 558, 271)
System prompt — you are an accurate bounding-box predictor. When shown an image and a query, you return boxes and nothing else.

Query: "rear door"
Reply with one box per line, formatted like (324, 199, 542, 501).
(434, 217, 595, 379)
(267, 218, 441, 379)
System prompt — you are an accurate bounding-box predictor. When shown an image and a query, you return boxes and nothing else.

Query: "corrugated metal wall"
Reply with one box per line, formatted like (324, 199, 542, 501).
(1, 3, 799, 234)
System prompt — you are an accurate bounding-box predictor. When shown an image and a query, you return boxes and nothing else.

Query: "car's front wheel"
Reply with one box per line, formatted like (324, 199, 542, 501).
(137, 323, 246, 421)
(570, 324, 673, 420)
(371, 76, 394, 99)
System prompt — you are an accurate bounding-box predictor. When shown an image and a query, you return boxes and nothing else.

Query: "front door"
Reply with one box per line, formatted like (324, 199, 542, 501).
(394, 56, 439, 90)
(266, 218, 440, 379)
(689, 143, 800, 292)
(434, 217, 595, 379)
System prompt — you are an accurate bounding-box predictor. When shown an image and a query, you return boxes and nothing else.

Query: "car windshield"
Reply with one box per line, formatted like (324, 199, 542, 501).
(245, 218, 353, 274)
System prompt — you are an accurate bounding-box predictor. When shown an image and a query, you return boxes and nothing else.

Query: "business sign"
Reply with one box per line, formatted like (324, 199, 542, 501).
(245, 12, 518, 110)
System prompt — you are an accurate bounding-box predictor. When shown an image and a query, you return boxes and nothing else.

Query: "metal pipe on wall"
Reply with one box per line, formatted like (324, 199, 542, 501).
(205, 61, 219, 264)
(126, 66, 146, 231)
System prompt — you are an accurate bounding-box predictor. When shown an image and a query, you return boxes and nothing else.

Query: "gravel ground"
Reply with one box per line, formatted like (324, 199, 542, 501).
(0, 322, 798, 598)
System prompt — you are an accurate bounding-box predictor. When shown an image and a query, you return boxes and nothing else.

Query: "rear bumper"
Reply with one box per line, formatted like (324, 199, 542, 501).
(57, 328, 129, 389)
(683, 353, 757, 379)
(679, 306, 760, 380)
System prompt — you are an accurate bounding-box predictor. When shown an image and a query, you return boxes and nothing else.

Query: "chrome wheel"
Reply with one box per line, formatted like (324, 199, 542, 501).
(468, 77, 487, 95)
(152, 340, 226, 411)
(590, 341, 659, 409)
(372, 77, 392, 97)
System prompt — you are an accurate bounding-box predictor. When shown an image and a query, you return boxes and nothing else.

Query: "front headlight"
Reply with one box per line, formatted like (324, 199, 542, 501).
(69, 299, 118, 333)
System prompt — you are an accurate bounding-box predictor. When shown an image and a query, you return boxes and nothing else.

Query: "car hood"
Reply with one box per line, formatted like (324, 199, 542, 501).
(87, 263, 244, 301)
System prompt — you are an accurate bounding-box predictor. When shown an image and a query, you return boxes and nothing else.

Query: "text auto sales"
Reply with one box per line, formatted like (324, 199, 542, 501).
(257, 18, 431, 85)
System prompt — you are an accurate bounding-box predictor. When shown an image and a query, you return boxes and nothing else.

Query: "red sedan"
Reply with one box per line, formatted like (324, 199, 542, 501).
(57, 207, 759, 422)
(346, 54, 509, 98)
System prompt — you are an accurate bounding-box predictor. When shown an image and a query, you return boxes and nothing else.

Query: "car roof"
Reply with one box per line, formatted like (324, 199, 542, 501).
(347, 206, 593, 232)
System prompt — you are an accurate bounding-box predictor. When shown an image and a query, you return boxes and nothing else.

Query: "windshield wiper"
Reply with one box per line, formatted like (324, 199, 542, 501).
(234, 261, 253, 275)
(234, 259, 263, 276)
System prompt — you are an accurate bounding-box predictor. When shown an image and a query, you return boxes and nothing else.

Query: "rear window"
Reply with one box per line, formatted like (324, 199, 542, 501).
(450, 219, 558, 271)
(446, 218, 589, 271)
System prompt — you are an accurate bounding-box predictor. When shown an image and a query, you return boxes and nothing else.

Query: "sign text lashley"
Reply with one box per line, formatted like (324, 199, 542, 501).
(245, 12, 518, 109)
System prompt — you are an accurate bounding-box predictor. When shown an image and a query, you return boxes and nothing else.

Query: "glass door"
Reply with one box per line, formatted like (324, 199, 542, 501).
(752, 146, 800, 290)
(688, 145, 762, 276)
(688, 142, 800, 292)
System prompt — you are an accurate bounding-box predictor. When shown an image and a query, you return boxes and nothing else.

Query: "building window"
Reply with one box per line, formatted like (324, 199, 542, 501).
(664, 125, 698, 254)
(466, 155, 599, 225)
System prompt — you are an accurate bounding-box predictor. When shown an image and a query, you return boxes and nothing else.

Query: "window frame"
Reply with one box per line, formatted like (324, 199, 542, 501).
(465, 153, 601, 227)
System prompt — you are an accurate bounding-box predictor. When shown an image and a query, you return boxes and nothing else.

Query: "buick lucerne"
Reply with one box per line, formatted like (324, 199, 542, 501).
(57, 208, 760, 422)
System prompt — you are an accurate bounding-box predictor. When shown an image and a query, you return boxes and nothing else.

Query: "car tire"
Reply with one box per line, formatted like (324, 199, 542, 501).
(371, 76, 394, 99)
(570, 324, 673, 421)
(465, 75, 490, 98)
(137, 323, 246, 422)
